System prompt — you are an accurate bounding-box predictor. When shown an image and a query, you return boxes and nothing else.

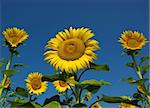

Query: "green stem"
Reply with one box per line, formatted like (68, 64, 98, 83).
(130, 53, 142, 79)
(78, 88, 83, 104)
(89, 99, 101, 108)
(130, 53, 150, 106)
(78, 69, 88, 81)
(2, 89, 8, 108)
(0, 51, 13, 101)
(67, 84, 77, 101)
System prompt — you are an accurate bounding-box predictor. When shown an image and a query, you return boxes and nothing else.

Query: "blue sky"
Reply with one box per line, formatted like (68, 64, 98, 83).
(1, 0, 149, 107)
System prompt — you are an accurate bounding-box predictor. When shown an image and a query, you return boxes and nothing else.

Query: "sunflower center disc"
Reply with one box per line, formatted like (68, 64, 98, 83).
(31, 79, 42, 90)
(58, 38, 85, 60)
(128, 39, 138, 47)
(59, 81, 68, 87)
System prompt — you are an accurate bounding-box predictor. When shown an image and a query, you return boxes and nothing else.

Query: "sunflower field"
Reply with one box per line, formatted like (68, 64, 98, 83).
(0, 0, 149, 108)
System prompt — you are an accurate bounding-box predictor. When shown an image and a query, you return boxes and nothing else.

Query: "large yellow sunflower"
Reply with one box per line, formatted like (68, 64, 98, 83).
(26, 72, 47, 95)
(119, 31, 147, 50)
(119, 103, 136, 108)
(2, 27, 28, 47)
(91, 103, 102, 108)
(44, 27, 99, 73)
(53, 77, 74, 92)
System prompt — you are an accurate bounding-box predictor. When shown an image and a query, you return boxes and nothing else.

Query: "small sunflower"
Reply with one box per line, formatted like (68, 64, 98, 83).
(119, 103, 136, 108)
(91, 103, 102, 108)
(26, 72, 47, 95)
(53, 77, 74, 92)
(119, 31, 147, 50)
(2, 27, 28, 47)
(44, 27, 99, 73)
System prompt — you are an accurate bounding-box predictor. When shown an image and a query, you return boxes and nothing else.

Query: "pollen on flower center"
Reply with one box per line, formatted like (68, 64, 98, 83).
(127, 39, 138, 47)
(31, 79, 42, 90)
(58, 38, 85, 60)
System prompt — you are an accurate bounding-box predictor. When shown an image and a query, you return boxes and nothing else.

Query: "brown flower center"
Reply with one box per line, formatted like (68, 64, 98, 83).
(59, 81, 68, 87)
(31, 79, 42, 90)
(58, 38, 85, 60)
(127, 39, 139, 48)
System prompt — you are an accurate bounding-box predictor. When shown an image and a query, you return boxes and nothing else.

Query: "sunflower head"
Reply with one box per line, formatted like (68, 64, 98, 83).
(91, 103, 102, 108)
(53, 76, 75, 92)
(2, 27, 28, 48)
(26, 72, 47, 95)
(119, 31, 147, 50)
(44, 27, 99, 73)
(119, 103, 136, 108)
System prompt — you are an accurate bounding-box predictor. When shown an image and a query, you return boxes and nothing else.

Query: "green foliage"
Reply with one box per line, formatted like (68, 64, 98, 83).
(2, 69, 20, 77)
(90, 63, 110, 72)
(15, 87, 28, 98)
(13, 63, 26, 68)
(133, 92, 143, 100)
(80, 80, 110, 86)
(43, 95, 61, 106)
(140, 56, 150, 64)
(71, 103, 88, 108)
(0, 84, 4, 89)
(101, 95, 139, 106)
(125, 62, 134, 68)
(122, 77, 149, 85)
(84, 85, 100, 94)
(43, 101, 61, 108)
(141, 64, 150, 70)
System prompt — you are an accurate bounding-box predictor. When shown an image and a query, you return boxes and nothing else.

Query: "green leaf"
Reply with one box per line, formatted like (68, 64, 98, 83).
(90, 63, 110, 72)
(122, 77, 149, 85)
(142, 69, 148, 76)
(141, 64, 150, 70)
(122, 77, 136, 84)
(140, 56, 150, 64)
(33, 103, 43, 108)
(84, 85, 100, 94)
(125, 62, 134, 68)
(19, 102, 35, 108)
(133, 93, 143, 100)
(80, 80, 110, 86)
(66, 78, 79, 85)
(43, 95, 60, 106)
(15, 87, 28, 97)
(42, 74, 65, 82)
(71, 103, 88, 108)
(43, 101, 61, 108)
(101, 95, 139, 106)
(13, 63, 26, 68)
(2, 69, 20, 77)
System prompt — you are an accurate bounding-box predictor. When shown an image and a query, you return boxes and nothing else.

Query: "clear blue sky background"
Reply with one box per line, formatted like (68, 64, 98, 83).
(1, 0, 149, 108)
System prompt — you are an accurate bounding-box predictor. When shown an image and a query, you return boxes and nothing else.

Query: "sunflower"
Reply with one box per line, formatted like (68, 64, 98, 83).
(53, 76, 74, 92)
(2, 27, 28, 47)
(119, 103, 136, 108)
(119, 31, 147, 50)
(91, 103, 102, 108)
(26, 72, 47, 95)
(44, 27, 99, 73)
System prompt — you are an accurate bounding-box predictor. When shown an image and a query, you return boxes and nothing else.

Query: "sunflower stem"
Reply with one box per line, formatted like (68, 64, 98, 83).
(78, 69, 88, 81)
(67, 84, 77, 102)
(89, 98, 101, 108)
(130, 53, 142, 79)
(130, 52, 150, 106)
(0, 50, 13, 98)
